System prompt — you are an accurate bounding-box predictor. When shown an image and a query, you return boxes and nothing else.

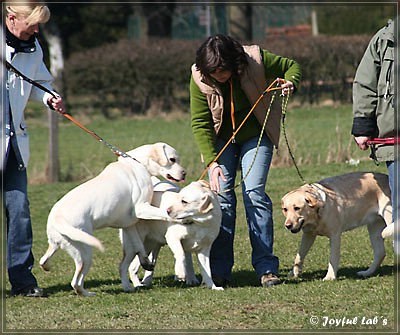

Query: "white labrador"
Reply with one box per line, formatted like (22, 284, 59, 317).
(123, 178, 223, 290)
(39, 142, 186, 296)
(281, 172, 392, 281)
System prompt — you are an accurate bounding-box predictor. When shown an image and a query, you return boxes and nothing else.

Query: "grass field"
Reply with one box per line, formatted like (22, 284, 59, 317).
(3, 104, 398, 333)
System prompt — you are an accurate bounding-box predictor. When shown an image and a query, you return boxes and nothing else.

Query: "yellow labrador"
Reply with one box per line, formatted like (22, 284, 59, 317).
(123, 178, 223, 290)
(39, 143, 186, 296)
(281, 172, 392, 281)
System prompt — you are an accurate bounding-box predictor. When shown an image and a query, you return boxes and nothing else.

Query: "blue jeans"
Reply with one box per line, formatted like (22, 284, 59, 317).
(209, 136, 279, 281)
(387, 160, 399, 254)
(3, 146, 38, 295)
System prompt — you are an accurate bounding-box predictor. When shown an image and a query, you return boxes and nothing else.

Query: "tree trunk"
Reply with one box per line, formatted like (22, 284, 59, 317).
(43, 22, 64, 183)
(143, 2, 175, 38)
(228, 5, 252, 41)
(311, 9, 319, 36)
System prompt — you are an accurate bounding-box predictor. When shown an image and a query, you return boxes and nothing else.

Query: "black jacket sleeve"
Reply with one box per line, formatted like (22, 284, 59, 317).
(351, 117, 378, 137)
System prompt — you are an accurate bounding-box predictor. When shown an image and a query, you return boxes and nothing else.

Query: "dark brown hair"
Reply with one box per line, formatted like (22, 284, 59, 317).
(195, 34, 248, 79)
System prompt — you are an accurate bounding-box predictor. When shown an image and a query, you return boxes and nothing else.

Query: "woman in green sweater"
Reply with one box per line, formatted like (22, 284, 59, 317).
(190, 34, 301, 287)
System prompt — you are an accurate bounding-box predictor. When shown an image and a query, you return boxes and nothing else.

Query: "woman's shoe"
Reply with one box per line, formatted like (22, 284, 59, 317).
(13, 286, 45, 297)
(261, 273, 281, 287)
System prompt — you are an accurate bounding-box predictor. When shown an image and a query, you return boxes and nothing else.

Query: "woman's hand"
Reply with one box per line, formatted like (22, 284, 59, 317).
(208, 162, 227, 193)
(277, 78, 294, 96)
(354, 136, 370, 150)
(48, 96, 66, 114)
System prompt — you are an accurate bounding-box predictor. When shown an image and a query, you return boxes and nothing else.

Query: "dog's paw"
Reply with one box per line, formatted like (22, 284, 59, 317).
(174, 275, 186, 282)
(186, 277, 200, 286)
(74, 287, 96, 297)
(356, 270, 372, 278)
(39, 262, 51, 272)
(287, 270, 300, 278)
(322, 275, 336, 281)
(39, 256, 51, 271)
(140, 260, 155, 272)
(141, 277, 153, 287)
(211, 285, 224, 291)
(131, 284, 149, 292)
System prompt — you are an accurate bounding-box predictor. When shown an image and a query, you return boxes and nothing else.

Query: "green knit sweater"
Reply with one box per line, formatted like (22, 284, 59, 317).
(190, 49, 302, 166)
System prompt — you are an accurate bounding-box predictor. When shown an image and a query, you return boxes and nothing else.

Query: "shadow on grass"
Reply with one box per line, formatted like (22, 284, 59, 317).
(33, 264, 394, 297)
(42, 275, 202, 296)
(230, 265, 394, 287)
(39, 278, 124, 296)
(282, 265, 394, 283)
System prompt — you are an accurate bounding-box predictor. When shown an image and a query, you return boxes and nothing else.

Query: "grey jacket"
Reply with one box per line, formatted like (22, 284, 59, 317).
(351, 19, 395, 162)
(6, 38, 56, 168)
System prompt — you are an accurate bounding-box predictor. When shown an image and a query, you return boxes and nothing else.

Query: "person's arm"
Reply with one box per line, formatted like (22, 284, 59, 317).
(262, 50, 302, 91)
(190, 76, 227, 191)
(190, 76, 218, 166)
(351, 32, 381, 149)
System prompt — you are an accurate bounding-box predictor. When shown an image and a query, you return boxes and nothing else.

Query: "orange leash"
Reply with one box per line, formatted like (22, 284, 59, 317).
(198, 79, 283, 180)
(62, 113, 131, 159)
(6, 60, 133, 160)
(62, 113, 102, 142)
(229, 79, 236, 143)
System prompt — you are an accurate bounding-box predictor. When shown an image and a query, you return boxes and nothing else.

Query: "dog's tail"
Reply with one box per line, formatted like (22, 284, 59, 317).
(381, 223, 394, 239)
(51, 216, 105, 252)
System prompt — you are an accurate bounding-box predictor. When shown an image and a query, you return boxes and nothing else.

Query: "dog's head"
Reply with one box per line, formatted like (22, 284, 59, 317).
(167, 180, 222, 223)
(281, 184, 325, 234)
(127, 142, 186, 182)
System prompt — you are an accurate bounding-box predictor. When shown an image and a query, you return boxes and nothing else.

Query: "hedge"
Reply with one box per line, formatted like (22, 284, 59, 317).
(64, 35, 371, 117)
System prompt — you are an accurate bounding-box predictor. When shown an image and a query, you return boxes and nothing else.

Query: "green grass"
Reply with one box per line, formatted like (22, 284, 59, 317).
(3, 104, 397, 332)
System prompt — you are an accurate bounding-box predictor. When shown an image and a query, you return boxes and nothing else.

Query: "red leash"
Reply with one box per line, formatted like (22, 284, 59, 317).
(366, 137, 398, 145)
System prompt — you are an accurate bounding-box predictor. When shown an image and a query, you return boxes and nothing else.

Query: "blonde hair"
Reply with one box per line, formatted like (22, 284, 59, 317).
(6, 3, 50, 25)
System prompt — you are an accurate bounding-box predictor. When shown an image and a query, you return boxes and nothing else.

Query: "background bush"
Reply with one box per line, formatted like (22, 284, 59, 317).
(64, 35, 371, 117)
(64, 38, 198, 117)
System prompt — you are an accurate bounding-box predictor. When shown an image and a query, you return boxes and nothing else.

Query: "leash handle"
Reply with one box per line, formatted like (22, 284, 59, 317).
(366, 137, 397, 145)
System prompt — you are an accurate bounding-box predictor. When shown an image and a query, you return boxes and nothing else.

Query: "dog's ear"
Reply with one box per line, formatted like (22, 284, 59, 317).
(150, 143, 169, 166)
(304, 185, 326, 209)
(304, 193, 319, 208)
(304, 185, 320, 208)
(200, 195, 214, 213)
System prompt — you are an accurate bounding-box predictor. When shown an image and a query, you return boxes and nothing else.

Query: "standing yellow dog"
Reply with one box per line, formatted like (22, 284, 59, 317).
(281, 172, 392, 280)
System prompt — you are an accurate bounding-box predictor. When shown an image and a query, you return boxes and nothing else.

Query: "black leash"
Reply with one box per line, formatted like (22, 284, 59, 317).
(6, 60, 57, 98)
(5, 60, 137, 162)
(280, 95, 307, 185)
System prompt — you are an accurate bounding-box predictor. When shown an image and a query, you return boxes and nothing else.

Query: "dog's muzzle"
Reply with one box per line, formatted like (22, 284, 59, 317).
(285, 217, 304, 234)
(166, 173, 185, 183)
